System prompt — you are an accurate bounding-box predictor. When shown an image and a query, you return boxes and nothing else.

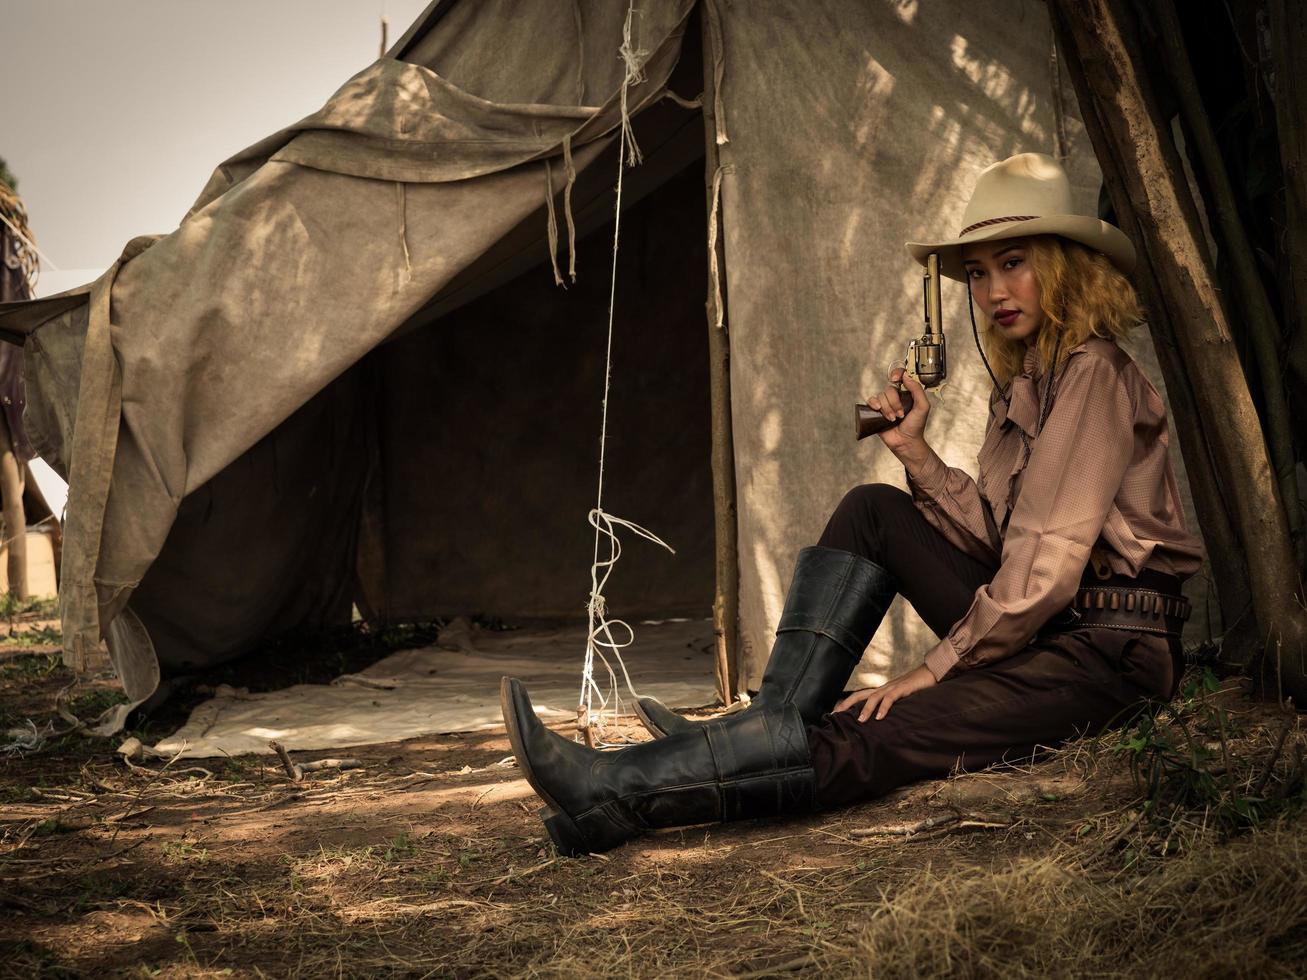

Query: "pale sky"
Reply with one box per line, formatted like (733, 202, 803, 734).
(2, 0, 432, 293)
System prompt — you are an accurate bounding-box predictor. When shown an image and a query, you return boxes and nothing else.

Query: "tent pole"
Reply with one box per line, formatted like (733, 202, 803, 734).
(700, 2, 740, 706)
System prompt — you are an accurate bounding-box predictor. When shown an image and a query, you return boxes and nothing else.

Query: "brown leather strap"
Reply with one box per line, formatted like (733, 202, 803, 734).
(1044, 586, 1190, 637)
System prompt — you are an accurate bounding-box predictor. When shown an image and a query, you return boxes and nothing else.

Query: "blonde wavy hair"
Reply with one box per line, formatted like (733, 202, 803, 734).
(974, 234, 1141, 386)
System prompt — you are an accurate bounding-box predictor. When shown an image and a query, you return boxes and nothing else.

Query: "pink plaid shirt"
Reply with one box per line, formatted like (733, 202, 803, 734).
(906, 336, 1205, 681)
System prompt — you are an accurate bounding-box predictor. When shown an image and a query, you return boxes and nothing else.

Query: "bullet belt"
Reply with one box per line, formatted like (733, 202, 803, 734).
(1041, 567, 1190, 639)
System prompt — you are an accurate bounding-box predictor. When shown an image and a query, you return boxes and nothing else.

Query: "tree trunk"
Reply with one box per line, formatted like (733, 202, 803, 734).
(1049, 0, 1307, 702)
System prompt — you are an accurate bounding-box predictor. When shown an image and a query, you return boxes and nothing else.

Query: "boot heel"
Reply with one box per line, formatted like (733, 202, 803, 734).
(539, 806, 589, 857)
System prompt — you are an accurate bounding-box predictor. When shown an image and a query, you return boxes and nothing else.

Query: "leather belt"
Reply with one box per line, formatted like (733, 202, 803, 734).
(1041, 567, 1190, 638)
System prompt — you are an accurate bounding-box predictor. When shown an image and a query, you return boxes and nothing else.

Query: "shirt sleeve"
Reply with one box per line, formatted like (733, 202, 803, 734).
(922, 352, 1135, 682)
(905, 450, 1002, 567)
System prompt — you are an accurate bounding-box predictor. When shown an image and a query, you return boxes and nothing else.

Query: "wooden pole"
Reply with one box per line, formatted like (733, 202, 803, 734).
(701, 2, 739, 705)
(1051, 27, 1255, 658)
(0, 415, 25, 599)
(1049, 0, 1307, 700)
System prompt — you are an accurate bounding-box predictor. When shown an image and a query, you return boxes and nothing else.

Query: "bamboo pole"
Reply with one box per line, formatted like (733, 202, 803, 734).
(1150, 0, 1302, 559)
(700, 1, 740, 705)
(1048, 0, 1307, 701)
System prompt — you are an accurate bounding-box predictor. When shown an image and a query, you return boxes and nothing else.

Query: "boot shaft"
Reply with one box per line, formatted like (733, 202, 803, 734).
(774, 545, 899, 658)
(635, 546, 897, 737)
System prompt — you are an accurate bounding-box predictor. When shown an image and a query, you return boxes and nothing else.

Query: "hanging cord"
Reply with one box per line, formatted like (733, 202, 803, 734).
(968, 289, 1009, 408)
(577, 0, 674, 747)
(562, 134, 578, 282)
(542, 137, 580, 288)
(544, 159, 564, 287)
(972, 287, 1061, 425)
(968, 288, 1064, 468)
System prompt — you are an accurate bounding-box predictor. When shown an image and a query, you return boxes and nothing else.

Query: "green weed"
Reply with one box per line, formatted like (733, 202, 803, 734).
(1114, 668, 1305, 842)
(0, 651, 62, 680)
(382, 833, 417, 862)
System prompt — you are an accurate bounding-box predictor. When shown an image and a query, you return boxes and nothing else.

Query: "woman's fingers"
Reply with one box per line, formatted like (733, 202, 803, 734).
(874, 692, 897, 721)
(857, 688, 888, 722)
(855, 681, 906, 721)
(881, 386, 904, 419)
(841, 680, 911, 722)
(883, 366, 911, 419)
(866, 365, 917, 424)
(835, 688, 871, 713)
(865, 395, 897, 425)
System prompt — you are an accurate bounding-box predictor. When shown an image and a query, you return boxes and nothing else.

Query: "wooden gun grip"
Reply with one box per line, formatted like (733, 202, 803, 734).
(854, 388, 915, 440)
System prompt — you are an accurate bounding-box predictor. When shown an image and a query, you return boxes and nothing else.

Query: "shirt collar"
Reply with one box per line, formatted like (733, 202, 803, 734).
(999, 340, 1089, 438)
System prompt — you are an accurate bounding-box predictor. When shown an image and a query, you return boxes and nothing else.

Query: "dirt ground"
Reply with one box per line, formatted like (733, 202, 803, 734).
(2, 623, 1305, 978)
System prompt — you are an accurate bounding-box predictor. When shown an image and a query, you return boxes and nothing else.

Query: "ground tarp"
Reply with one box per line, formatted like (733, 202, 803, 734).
(148, 619, 716, 759)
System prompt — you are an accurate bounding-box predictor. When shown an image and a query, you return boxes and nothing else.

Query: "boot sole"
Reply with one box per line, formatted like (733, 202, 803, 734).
(499, 677, 589, 856)
(631, 698, 671, 739)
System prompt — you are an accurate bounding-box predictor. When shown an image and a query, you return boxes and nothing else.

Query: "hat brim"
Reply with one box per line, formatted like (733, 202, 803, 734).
(904, 215, 1136, 282)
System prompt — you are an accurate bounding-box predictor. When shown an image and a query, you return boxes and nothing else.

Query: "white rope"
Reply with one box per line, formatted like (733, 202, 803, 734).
(576, 1, 673, 745)
(0, 513, 57, 549)
(579, 510, 673, 734)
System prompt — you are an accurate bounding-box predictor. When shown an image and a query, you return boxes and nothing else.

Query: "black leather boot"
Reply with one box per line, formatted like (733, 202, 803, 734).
(500, 677, 815, 856)
(634, 546, 897, 738)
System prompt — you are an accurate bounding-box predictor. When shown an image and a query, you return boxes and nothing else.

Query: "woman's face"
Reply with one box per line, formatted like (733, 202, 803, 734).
(961, 238, 1044, 345)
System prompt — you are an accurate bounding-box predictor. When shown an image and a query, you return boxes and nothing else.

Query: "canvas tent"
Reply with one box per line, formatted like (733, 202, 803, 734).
(0, 0, 1209, 733)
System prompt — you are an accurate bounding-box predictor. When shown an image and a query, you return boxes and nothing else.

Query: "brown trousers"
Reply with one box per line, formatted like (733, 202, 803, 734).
(806, 484, 1179, 808)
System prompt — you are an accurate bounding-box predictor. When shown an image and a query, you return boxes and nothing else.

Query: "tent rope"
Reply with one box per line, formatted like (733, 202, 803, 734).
(544, 159, 563, 286)
(576, 0, 674, 747)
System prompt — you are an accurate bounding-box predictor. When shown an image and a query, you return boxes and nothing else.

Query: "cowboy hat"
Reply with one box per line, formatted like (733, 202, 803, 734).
(905, 152, 1135, 282)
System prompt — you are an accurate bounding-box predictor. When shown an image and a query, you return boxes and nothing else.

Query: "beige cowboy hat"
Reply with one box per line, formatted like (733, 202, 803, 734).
(905, 152, 1136, 282)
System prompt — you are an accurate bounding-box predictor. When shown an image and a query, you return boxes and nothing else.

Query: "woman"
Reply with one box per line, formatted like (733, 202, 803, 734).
(500, 152, 1205, 856)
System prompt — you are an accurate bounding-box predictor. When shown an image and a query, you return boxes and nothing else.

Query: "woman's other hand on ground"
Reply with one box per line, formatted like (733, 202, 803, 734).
(834, 664, 937, 722)
(864, 366, 929, 456)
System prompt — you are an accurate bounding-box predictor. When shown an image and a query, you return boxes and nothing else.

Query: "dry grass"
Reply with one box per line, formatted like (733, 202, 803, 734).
(846, 822, 1307, 979)
(1, 672, 1305, 977)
